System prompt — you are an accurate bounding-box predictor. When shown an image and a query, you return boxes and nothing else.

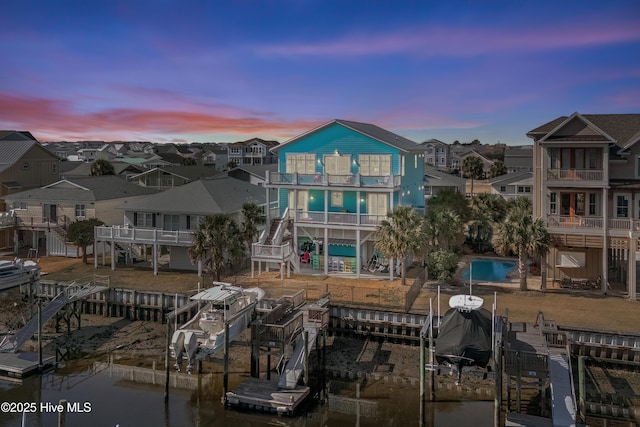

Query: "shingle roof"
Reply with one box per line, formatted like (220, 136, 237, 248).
(0, 140, 38, 167)
(0, 131, 36, 141)
(120, 176, 275, 215)
(3, 176, 158, 203)
(424, 167, 466, 185)
(273, 119, 420, 153)
(527, 113, 640, 148)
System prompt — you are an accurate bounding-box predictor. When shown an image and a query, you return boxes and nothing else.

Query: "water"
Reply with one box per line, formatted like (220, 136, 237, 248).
(0, 363, 495, 427)
(462, 259, 516, 282)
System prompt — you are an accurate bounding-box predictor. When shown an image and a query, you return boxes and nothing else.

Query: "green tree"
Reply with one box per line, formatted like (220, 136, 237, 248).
(467, 193, 507, 253)
(494, 203, 550, 291)
(90, 159, 115, 176)
(226, 161, 238, 169)
(462, 156, 484, 195)
(374, 205, 424, 285)
(67, 218, 105, 264)
(427, 249, 458, 282)
(188, 214, 244, 281)
(488, 159, 507, 179)
(424, 207, 464, 251)
(240, 201, 266, 254)
(427, 188, 469, 221)
(181, 157, 197, 166)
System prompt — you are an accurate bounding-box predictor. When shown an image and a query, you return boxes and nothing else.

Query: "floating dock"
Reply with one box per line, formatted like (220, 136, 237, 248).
(0, 351, 55, 380)
(225, 378, 310, 415)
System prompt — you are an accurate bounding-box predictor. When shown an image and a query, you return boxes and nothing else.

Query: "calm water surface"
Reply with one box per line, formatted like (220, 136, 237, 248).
(0, 363, 495, 427)
(462, 259, 516, 282)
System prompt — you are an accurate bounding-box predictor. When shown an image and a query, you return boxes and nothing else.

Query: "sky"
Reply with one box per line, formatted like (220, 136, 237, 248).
(1, 0, 639, 145)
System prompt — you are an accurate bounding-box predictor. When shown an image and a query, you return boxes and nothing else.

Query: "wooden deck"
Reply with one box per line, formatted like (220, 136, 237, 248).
(0, 351, 55, 380)
(225, 377, 310, 415)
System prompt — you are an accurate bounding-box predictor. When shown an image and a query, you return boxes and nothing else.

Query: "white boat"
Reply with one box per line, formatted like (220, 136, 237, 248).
(171, 282, 264, 373)
(0, 259, 40, 291)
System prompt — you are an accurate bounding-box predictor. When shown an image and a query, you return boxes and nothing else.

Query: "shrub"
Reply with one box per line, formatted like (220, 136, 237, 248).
(427, 249, 458, 282)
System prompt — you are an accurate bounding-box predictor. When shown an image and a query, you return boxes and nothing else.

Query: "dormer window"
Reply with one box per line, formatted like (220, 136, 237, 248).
(22, 162, 30, 170)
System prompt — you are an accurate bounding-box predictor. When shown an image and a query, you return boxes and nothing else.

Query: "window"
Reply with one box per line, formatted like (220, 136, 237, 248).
(286, 153, 315, 174)
(359, 154, 391, 176)
(549, 192, 557, 214)
(52, 163, 58, 174)
(331, 191, 343, 207)
(324, 155, 351, 175)
(500, 186, 506, 193)
(588, 193, 597, 215)
(136, 212, 154, 227)
(163, 214, 180, 231)
(186, 215, 202, 230)
(13, 201, 27, 210)
(75, 204, 86, 218)
(616, 195, 629, 217)
(517, 186, 531, 193)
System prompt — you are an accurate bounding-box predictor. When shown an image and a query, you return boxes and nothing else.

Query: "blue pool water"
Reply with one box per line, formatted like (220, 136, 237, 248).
(462, 259, 516, 282)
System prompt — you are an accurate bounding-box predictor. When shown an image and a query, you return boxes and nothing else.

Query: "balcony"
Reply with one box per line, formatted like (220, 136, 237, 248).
(546, 169, 604, 182)
(95, 225, 194, 246)
(292, 210, 385, 227)
(546, 215, 640, 234)
(266, 172, 400, 189)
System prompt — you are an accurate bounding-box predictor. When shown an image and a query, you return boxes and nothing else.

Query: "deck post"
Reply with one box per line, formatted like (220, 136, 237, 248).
(164, 316, 170, 401)
(57, 399, 67, 427)
(419, 324, 425, 423)
(578, 355, 585, 422)
(223, 321, 230, 404)
(37, 299, 42, 367)
(303, 329, 309, 386)
(428, 299, 435, 401)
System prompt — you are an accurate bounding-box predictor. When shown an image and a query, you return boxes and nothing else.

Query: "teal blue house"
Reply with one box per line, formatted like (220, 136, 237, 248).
(251, 119, 424, 278)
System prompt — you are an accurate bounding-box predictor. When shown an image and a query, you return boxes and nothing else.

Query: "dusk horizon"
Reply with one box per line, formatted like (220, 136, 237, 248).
(2, 0, 639, 145)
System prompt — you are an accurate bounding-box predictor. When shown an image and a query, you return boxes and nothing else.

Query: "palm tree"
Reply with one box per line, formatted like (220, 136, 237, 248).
(494, 203, 550, 291)
(467, 193, 507, 252)
(188, 214, 244, 281)
(374, 205, 424, 285)
(90, 159, 115, 176)
(240, 201, 266, 254)
(427, 188, 470, 221)
(488, 159, 507, 179)
(462, 156, 484, 196)
(424, 207, 464, 251)
(67, 218, 105, 263)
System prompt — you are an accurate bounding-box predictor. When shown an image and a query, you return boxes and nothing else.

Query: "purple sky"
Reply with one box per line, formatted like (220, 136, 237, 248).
(1, 0, 639, 145)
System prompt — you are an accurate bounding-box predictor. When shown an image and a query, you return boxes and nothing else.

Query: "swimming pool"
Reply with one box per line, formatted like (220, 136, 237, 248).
(462, 259, 516, 282)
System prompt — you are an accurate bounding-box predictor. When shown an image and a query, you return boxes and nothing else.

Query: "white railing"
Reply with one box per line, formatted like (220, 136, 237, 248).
(546, 215, 640, 231)
(546, 169, 604, 181)
(266, 171, 400, 188)
(293, 210, 386, 226)
(95, 225, 194, 246)
(251, 241, 292, 259)
(271, 207, 290, 246)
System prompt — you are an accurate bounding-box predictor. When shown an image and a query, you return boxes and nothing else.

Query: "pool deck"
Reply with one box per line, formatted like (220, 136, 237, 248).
(455, 255, 542, 290)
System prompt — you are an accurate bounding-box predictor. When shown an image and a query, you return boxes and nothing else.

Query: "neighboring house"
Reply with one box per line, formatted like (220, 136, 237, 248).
(420, 139, 450, 168)
(255, 119, 425, 278)
(127, 166, 219, 190)
(528, 112, 640, 299)
(62, 160, 145, 178)
(459, 149, 495, 178)
(201, 145, 229, 170)
(504, 146, 533, 173)
(489, 171, 533, 201)
(228, 138, 279, 166)
(0, 131, 61, 250)
(424, 166, 466, 198)
(94, 176, 275, 273)
(3, 176, 158, 257)
(227, 164, 278, 186)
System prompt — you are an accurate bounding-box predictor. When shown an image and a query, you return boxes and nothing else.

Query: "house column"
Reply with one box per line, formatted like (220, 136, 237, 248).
(629, 231, 637, 300)
(324, 228, 329, 276)
(111, 238, 116, 271)
(602, 187, 608, 295)
(153, 243, 158, 275)
(356, 229, 361, 279)
(265, 176, 271, 226)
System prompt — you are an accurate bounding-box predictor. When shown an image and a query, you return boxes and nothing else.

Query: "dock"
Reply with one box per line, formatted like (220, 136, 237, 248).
(0, 351, 55, 381)
(225, 292, 330, 414)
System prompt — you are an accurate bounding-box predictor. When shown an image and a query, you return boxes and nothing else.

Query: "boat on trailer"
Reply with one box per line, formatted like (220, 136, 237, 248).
(0, 259, 40, 292)
(171, 282, 264, 374)
(435, 294, 492, 384)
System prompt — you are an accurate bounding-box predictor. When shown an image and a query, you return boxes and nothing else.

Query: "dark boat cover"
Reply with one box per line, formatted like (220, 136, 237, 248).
(435, 307, 492, 368)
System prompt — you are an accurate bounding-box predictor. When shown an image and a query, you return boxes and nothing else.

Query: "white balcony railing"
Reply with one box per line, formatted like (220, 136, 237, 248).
(546, 169, 604, 181)
(293, 210, 386, 226)
(95, 225, 195, 246)
(266, 172, 400, 188)
(251, 241, 293, 259)
(546, 215, 640, 231)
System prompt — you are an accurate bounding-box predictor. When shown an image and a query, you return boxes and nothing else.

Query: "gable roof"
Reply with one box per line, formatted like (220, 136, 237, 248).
(120, 176, 274, 215)
(272, 119, 420, 153)
(227, 164, 277, 180)
(490, 170, 532, 185)
(527, 113, 640, 149)
(61, 161, 146, 177)
(129, 166, 220, 181)
(231, 137, 280, 148)
(0, 131, 37, 141)
(424, 167, 466, 186)
(3, 176, 158, 203)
